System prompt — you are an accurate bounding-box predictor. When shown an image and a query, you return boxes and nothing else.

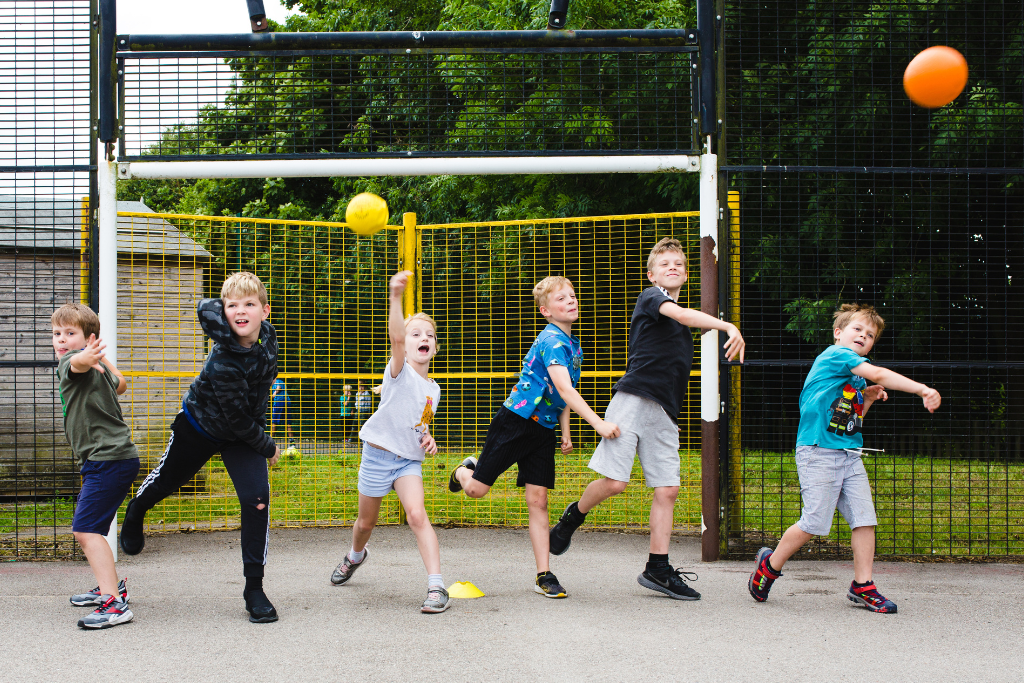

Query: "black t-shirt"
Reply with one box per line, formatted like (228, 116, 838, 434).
(613, 286, 694, 423)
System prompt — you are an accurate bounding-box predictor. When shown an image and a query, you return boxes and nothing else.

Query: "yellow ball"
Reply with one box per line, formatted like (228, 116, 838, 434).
(345, 192, 389, 236)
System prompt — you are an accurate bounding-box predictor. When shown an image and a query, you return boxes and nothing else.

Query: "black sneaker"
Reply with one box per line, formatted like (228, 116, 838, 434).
(119, 498, 146, 556)
(534, 571, 567, 598)
(549, 501, 586, 556)
(638, 566, 701, 600)
(243, 589, 279, 623)
(70, 577, 130, 606)
(448, 456, 478, 493)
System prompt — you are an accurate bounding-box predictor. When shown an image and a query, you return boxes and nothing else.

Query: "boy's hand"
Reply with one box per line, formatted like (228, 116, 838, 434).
(70, 334, 108, 374)
(390, 270, 412, 298)
(268, 447, 281, 467)
(723, 324, 745, 363)
(419, 431, 438, 455)
(596, 419, 620, 439)
(560, 435, 573, 455)
(920, 386, 941, 413)
(863, 385, 888, 403)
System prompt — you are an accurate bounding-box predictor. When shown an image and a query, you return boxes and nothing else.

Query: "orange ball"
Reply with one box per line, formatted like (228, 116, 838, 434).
(903, 46, 968, 109)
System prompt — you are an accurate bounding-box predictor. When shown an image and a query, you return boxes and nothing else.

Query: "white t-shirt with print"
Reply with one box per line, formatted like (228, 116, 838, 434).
(359, 358, 441, 462)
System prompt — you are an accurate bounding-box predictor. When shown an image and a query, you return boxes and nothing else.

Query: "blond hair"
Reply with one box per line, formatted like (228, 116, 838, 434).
(533, 276, 574, 309)
(404, 311, 438, 336)
(833, 303, 885, 339)
(647, 237, 686, 272)
(51, 302, 100, 338)
(221, 271, 268, 306)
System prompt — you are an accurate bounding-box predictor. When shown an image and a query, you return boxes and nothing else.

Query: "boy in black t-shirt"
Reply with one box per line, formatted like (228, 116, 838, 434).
(548, 238, 745, 600)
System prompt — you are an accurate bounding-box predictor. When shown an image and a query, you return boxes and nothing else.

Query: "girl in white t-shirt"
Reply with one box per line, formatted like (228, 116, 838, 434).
(329, 270, 449, 613)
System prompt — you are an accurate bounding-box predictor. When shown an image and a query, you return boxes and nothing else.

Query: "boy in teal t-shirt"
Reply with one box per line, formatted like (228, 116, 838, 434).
(749, 304, 941, 614)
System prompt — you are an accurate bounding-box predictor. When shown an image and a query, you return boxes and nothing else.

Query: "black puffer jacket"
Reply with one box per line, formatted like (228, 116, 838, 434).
(182, 298, 278, 457)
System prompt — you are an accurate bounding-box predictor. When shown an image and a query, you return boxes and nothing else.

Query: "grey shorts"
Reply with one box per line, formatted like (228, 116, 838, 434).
(357, 443, 422, 497)
(587, 392, 680, 488)
(795, 445, 878, 536)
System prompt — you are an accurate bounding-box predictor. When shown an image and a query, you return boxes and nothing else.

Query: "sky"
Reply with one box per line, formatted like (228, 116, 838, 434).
(118, 0, 298, 35)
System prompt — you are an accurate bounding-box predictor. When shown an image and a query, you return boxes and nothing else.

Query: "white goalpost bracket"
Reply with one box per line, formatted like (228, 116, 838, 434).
(118, 155, 701, 180)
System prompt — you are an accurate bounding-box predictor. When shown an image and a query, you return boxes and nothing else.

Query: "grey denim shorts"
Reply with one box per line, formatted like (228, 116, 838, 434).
(794, 445, 878, 536)
(587, 392, 680, 488)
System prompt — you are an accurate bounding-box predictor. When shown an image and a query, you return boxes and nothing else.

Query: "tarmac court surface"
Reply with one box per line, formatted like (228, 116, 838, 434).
(4, 527, 1022, 682)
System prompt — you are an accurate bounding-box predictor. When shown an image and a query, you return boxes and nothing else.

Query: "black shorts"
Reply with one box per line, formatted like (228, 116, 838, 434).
(472, 406, 558, 489)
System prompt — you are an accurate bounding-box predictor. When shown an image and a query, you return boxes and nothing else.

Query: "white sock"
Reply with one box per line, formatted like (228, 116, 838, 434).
(427, 574, 444, 589)
(349, 547, 365, 563)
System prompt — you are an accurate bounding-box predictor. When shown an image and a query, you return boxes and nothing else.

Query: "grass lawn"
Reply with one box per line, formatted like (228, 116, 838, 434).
(3, 446, 1022, 559)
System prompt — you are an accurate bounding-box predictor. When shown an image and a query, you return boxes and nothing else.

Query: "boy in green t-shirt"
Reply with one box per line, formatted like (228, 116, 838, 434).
(53, 303, 140, 629)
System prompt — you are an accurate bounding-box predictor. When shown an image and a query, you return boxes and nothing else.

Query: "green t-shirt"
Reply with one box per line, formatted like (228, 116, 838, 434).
(57, 350, 139, 467)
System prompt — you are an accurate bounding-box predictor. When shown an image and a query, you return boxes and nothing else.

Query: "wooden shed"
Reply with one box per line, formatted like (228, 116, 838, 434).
(0, 198, 212, 498)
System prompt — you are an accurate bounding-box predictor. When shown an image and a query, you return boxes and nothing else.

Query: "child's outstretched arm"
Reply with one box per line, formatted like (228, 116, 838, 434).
(387, 270, 412, 379)
(69, 334, 128, 394)
(548, 365, 620, 439)
(853, 363, 941, 413)
(657, 302, 745, 362)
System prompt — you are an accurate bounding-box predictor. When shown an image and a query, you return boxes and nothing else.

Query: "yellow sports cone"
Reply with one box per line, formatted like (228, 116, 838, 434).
(447, 581, 485, 598)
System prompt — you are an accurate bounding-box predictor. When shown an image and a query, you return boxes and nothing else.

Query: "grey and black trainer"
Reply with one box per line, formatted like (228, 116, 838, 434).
(70, 577, 130, 606)
(534, 571, 567, 598)
(549, 501, 586, 556)
(330, 549, 368, 585)
(448, 456, 478, 493)
(421, 586, 451, 613)
(77, 594, 134, 629)
(638, 566, 701, 600)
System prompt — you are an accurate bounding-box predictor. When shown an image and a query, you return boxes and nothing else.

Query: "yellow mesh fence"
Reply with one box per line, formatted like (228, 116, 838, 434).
(116, 210, 702, 535)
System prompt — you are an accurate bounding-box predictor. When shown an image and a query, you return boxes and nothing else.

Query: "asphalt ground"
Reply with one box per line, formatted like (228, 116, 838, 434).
(4, 526, 1021, 683)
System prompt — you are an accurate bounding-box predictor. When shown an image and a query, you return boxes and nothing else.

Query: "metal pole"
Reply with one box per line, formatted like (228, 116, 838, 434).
(699, 147, 720, 562)
(697, 0, 717, 138)
(118, 156, 701, 180)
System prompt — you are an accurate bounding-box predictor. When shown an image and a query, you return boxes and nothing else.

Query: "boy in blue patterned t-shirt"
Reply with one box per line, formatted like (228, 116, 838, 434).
(448, 276, 620, 598)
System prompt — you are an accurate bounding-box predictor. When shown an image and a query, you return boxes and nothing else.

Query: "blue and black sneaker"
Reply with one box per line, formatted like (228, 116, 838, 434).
(448, 457, 477, 493)
(748, 547, 782, 602)
(848, 581, 897, 614)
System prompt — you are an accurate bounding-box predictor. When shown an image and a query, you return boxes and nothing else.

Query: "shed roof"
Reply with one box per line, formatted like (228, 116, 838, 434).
(0, 196, 213, 259)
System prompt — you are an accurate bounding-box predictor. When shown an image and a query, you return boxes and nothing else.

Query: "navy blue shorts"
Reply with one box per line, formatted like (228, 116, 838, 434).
(72, 458, 140, 534)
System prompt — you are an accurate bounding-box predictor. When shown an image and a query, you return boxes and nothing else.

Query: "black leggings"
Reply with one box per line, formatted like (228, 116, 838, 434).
(133, 412, 271, 577)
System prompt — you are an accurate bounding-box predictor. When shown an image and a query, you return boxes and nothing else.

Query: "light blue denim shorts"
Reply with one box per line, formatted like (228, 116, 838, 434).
(357, 443, 422, 497)
(795, 445, 878, 536)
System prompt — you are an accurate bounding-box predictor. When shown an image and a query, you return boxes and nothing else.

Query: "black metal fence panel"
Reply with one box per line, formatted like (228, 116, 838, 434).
(724, 0, 1024, 558)
(118, 47, 699, 160)
(0, 0, 95, 560)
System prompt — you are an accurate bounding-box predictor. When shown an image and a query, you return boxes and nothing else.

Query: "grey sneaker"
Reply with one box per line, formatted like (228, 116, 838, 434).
(70, 577, 129, 606)
(421, 586, 451, 613)
(77, 595, 134, 629)
(448, 457, 478, 493)
(638, 566, 701, 600)
(330, 549, 368, 585)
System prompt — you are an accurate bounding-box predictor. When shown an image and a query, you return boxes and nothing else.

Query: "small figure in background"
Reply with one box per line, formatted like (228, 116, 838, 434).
(339, 384, 353, 444)
(270, 377, 295, 443)
(355, 382, 373, 436)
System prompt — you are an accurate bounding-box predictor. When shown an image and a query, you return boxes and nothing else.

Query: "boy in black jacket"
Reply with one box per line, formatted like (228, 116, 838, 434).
(119, 271, 282, 623)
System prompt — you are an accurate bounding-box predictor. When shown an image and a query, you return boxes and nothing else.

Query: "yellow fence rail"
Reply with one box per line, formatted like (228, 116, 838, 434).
(114, 210, 703, 535)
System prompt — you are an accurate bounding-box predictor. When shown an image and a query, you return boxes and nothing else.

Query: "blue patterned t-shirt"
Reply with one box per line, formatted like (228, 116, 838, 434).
(503, 324, 583, 429)
(796, 345, 869, 449)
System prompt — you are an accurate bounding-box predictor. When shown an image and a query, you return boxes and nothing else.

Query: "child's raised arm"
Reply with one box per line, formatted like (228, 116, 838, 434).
(69, 334, 128, 394)
(657, 302, 745, 362)
(853, 363, 941, 413)
(548, 365, 620, 439)
(387, 270, 412, 379)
